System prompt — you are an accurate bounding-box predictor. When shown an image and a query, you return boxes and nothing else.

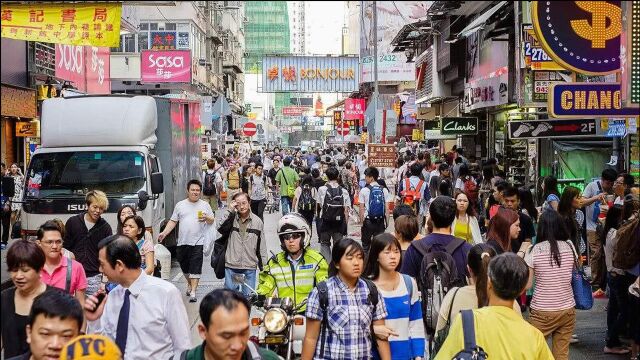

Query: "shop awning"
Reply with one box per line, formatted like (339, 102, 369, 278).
(455, 1, 508, 39)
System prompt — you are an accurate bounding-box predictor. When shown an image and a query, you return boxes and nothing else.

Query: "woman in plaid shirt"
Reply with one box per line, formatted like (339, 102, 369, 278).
(302, 238, 393, 360)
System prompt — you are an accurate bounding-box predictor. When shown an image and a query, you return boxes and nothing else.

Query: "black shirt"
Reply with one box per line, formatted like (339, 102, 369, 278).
(1, 286, 57, 358)
(487, 238, 506, 255)
(64, 213, 113, 277)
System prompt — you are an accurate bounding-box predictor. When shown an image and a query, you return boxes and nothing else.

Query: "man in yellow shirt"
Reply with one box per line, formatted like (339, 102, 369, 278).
(435, 253, 554, 360)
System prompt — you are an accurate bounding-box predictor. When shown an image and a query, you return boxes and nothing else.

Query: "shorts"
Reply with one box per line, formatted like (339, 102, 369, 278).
(176, 245, 204, 278)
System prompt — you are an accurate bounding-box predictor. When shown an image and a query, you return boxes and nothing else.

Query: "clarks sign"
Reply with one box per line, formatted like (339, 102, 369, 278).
(440, 117, 478, 136)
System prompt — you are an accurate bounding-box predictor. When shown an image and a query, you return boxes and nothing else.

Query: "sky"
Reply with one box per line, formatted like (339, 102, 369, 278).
(305, 1, 346, 55)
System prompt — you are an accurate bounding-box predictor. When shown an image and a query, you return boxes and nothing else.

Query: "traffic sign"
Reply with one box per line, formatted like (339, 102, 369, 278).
(337, 122, 350, 136)
(243, 122, 257, 137)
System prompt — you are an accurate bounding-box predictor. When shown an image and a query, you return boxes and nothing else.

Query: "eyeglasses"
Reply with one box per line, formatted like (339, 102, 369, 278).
(41, 240, 63, 246)
(282, 233, 302, 241)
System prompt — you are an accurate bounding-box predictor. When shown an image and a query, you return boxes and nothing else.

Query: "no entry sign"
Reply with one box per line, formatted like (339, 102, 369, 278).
(243, 122, 257, 137)
(337, 122, 350, 136)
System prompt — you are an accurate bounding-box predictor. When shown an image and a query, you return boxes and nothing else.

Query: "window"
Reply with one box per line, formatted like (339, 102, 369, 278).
(150, 23, 158, 30)
(139, 23, 148, 31)
(122, 34, 135, 52)
(138, 32, 149, 51)
(166, 23, 176, 30)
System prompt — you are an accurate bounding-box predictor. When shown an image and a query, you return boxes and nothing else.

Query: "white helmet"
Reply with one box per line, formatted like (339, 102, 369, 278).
(277, 213, 312, 249)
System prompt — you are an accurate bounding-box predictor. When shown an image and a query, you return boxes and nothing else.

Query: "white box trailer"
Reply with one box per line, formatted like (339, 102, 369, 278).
(21, 95, 202, 248)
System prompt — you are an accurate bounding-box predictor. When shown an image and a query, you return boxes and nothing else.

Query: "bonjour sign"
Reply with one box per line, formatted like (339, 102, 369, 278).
(440, 117, 479, 136)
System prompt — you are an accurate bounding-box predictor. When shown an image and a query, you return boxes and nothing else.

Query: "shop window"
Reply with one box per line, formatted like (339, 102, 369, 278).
(139, 23, 148, 31)
(138, 33, 149, 51)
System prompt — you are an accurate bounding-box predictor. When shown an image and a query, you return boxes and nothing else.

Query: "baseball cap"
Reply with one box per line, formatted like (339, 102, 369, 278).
(60, 334, 122, 360)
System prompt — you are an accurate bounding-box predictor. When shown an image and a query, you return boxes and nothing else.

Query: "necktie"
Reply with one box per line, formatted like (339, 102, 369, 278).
(115, 289, 131, 354)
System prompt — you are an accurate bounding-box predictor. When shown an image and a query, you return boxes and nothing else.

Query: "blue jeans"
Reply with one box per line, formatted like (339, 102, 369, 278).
(281, 196, 292, 215)
(224, 268, 257, 298)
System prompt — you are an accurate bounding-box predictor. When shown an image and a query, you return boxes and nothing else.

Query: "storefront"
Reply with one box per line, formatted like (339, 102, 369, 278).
(1, 84, 38, 170)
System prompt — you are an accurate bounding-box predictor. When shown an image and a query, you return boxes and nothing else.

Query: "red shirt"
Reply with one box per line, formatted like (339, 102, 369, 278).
(40, 256, 88, 294)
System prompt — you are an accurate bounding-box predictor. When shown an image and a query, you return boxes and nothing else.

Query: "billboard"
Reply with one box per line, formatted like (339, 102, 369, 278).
(261, 56, 359, 92)
(140, 50, 191, 83)
(360, 1, 426, 83)
(55, 44, 111, 94)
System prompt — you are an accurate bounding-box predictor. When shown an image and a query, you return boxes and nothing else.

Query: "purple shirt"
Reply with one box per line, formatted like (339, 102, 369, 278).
(400, 233, 472, 283)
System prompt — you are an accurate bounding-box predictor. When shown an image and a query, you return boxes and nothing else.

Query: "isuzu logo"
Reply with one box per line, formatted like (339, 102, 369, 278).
(67, 204, 88, 211)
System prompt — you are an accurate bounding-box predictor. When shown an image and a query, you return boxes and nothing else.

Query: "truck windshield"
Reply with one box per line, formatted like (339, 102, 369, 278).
(25, 151, 146, 198)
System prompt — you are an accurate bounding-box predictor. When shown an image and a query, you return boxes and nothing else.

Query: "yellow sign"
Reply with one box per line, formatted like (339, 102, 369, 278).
(16, 121, 40, 137)
(248, 113, 257, 120)
(0, 3, 121, 47)
(412, 129, 424, 141)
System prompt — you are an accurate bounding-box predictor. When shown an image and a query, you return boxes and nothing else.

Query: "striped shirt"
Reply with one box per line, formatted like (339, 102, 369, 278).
(375, 275, 425, 360)
(524, 240, 575, 311)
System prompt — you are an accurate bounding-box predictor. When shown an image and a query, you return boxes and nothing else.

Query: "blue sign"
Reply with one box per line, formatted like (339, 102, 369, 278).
(532, 1, 622, 75)
(549, 83, 639, 118)
(606, 120, 627, 137)
(262, 56, 359, 93)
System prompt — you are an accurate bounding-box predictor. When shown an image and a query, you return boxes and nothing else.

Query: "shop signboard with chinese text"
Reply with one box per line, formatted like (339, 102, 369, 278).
(521, 24, 565, 70)
(150, 31, 177, 50)
(532, 1, 622, 75)
(141, 50, 192, 83)
(55, 44, 111, 94)
(532, 71, 569, 102)
(549, 83, 639, 117)
(440, 117, 478, 136)
(463, 68, 509, 111)
(333, 111, 342, 125)
(368, 144, 396, 168)
(1, 85, 36, 118)
(0, 3, 121, 47)
(262, 56, 358, 92)
(508, 119, 597, 139)
(282, 106, 307, 116)
(344, 98, 365, 121)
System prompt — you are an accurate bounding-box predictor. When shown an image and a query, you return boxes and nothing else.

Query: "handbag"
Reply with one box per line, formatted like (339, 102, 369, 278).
(568, 241, 593, 310)
(430, 287, 461, 359)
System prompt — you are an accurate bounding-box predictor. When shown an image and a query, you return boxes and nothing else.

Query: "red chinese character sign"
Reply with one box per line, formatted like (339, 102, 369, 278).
(344, 98, 366, 126)
(0, 3, 121, 47)
(140, 50, 192, 83)
(55, 44, 111, 94)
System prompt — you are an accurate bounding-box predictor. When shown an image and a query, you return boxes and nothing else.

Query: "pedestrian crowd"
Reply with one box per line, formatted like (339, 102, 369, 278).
(1, 143, 639, 360)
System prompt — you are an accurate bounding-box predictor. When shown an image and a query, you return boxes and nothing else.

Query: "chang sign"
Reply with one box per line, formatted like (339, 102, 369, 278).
(549, 83, 639, 117)
(262, 56, 359, 93)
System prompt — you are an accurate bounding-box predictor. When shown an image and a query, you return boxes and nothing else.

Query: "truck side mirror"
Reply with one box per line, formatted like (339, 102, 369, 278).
(138, 190, 150, 210)
(1, 176, 15, 199)
(150, 172, 164, 194)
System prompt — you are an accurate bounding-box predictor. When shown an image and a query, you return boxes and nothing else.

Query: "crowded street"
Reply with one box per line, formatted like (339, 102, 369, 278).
(1, 1, 639, 360)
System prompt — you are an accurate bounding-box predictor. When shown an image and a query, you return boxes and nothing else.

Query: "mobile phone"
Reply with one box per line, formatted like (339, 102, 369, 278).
(90, 292, 106, 312)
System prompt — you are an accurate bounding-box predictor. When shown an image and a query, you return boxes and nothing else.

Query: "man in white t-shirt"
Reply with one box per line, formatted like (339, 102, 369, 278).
(359, 166, 390, 255)
(158, 179, 215, 302)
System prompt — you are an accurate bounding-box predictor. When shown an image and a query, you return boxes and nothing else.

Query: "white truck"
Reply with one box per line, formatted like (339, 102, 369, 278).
(21, 95, 202, 249)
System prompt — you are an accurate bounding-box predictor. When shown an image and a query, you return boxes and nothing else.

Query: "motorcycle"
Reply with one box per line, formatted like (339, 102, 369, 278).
(232, 274, 306, 360)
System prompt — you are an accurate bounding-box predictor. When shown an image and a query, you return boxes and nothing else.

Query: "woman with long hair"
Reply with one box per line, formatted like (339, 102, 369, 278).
(121, 215, 155, 276)
(364, 233, 425, 360)
(451, 191, 482, 244)
(486, 207, 520, 255)
(542, 176, 561, 212)
(302, 238, 393, 360)
(519, 187, 539, 221)
(557, 186, 584, 250)
(116, 204, 136, 234)
(525, 211, 576, 360)
(601, 203, 634, 355)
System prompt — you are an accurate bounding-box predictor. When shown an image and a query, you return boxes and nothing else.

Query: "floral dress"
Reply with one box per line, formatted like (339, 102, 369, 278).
(11, 174, 24, 212)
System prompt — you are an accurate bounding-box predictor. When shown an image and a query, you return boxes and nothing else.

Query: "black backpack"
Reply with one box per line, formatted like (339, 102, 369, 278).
(203, 172, 217, 196)
(413, 238, 466, 336)
(317, 278, 379, 358)
(298, 184, 316, 212)
(321, 186, 345, 222)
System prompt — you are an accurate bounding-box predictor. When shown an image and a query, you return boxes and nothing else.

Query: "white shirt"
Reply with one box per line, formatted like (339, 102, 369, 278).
(170, 199, 214, 246)
(358, 183, 391, 218)
(87, 272, 190, 359)
(316, 181, 351, 218)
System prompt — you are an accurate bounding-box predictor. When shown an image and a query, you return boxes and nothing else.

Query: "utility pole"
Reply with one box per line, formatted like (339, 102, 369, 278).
(372, 1, 379, 144)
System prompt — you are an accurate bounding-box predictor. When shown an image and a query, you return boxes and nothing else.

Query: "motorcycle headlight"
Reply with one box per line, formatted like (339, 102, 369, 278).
(263, 308, 288, 333)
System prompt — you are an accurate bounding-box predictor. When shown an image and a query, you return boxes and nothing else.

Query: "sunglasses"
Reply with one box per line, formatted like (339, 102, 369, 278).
(282, 233, 303, 241)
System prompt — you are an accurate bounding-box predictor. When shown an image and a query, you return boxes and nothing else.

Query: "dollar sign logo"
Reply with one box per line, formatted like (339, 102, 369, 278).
(570, 1, 621, 48)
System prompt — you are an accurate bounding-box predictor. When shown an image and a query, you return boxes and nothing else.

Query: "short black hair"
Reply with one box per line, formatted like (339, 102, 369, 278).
(187, 179, 202, 191)
(488, 253, 529, 300)
(364, 167, 379, 180)
(283, 157, 292, 166)
(330, 238, 364, 277)
(199, 289, 250, 329)
(98, 234, 142, 270)
(494, 180, 509, 191)
(601, 168, 618, 182)
(393, 204, 415, 220)
(502, 186, 519, 199)
(619, 173, 635, 187)
(410, 162, 422, 177)
(29, 290, 83, 329)
(326, 166, 339, 181)
(429, 196, 457, 228)
(37, 220, 64, 241)
(311, 168, 321, 178)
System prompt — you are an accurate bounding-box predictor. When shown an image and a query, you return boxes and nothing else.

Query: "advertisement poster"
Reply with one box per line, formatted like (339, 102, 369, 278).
(55, 44, 111, 94)
(140, 50, 191, 83)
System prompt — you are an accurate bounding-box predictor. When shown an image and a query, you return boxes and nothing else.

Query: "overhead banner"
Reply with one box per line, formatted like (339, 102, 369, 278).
(0, 3, 121, 47)
(368, 144, 397, 168)
(549, 83, 639, 117)
(262, 56, 359, 92)
(532, 1, 621, 75)
(508, 119, 597, 139)
(140, 50, 192, 83)
(440, 117, 479, 136)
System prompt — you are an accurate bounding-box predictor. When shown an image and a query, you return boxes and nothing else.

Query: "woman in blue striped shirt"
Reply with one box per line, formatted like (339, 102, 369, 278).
(365, 233, 426, 360)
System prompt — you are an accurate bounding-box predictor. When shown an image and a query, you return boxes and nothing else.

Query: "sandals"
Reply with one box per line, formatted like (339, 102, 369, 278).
(603, 346, 630, 355)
